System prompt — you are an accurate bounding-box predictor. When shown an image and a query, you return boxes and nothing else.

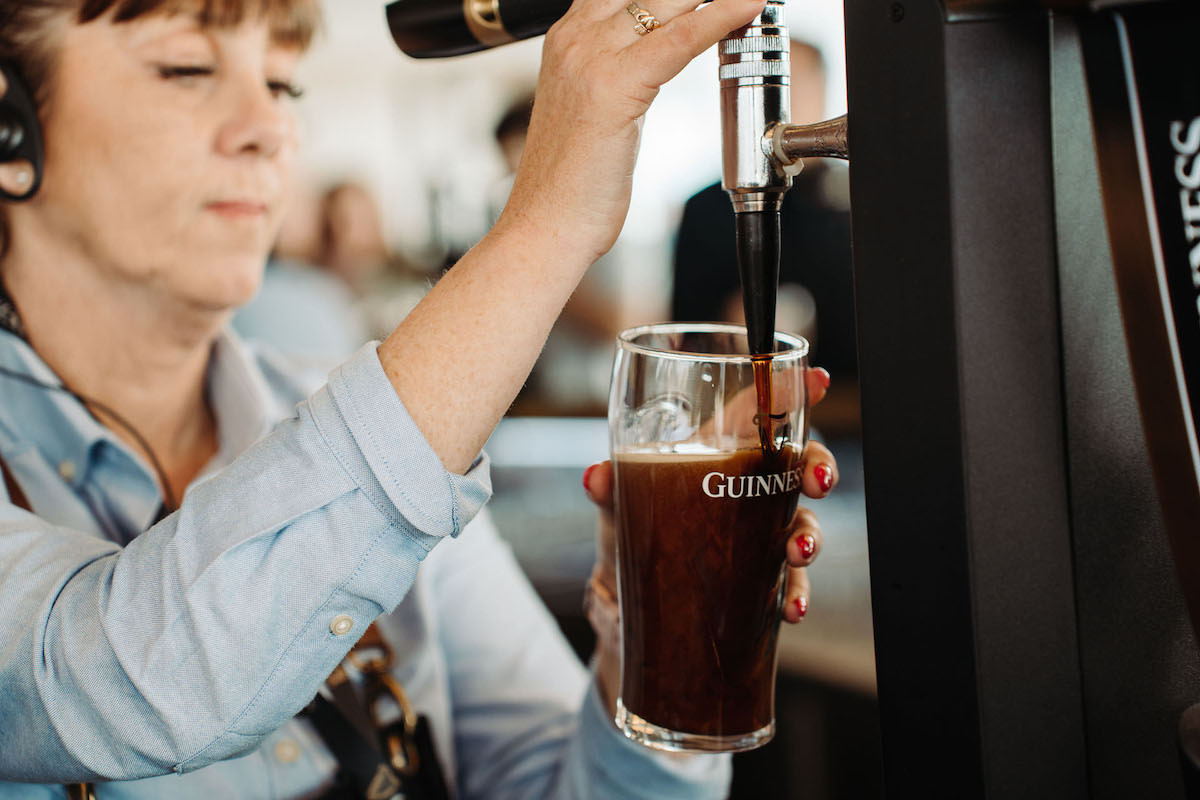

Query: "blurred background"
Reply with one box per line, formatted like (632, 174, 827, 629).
(234, 1, 878, 796)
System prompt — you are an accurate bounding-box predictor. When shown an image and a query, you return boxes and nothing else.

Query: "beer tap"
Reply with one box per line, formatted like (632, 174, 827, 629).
(717, 2, 847, 354)
(385, 0, 849, 353)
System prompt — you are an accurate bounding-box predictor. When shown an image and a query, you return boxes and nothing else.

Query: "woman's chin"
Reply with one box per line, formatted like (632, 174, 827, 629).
(184, 259, 267, 313)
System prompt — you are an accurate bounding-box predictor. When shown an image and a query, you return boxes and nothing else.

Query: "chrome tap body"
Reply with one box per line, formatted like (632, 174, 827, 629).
(719, 0, 792, 214)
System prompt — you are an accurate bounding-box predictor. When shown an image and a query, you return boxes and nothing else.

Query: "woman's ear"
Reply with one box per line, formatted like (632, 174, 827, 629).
(0, 61, 44, 201)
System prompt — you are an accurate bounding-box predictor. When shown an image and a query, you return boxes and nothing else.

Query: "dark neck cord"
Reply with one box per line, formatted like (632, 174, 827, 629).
(0, 363, 179, 512)
(0, 279, 179, 512)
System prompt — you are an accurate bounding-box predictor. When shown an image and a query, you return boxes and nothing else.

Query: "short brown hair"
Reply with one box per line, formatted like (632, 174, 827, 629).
(1, 0, 320, 104)
(78, 0, 318, 46)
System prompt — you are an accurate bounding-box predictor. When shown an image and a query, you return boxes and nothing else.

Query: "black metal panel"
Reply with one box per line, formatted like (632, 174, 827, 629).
(844, 1, 983, 793)
(847, 1, 1086, 795)
(943, 15, 1087, 800)
(1051, 14, 1200, 798)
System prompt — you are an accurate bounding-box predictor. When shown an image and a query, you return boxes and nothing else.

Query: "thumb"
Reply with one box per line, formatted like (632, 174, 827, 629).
(583, 460, 618, 575)
(583, 460, 615, 518)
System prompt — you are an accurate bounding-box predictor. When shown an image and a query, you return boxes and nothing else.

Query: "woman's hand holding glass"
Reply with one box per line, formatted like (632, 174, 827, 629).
(581, 367, 839, 718)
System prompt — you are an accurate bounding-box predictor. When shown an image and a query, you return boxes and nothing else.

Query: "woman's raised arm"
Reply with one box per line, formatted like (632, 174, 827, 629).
(378, 0, 767, 474)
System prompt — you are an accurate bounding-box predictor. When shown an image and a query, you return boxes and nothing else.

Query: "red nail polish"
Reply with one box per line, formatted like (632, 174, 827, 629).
(816, 368, 831, 389)
(798, 533, 816, 560)
(582, 464, 596, 496)
(813, 463, 834, 493)
(794, 596, 808, 618)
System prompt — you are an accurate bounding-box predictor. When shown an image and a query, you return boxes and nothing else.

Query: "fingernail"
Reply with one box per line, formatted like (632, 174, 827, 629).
(794, 596, 808, 618)
(582, 464, 597, 497)
(813, 463, 834, 493)
(798, 533, 816, 560)
(815, 368, 831, 389)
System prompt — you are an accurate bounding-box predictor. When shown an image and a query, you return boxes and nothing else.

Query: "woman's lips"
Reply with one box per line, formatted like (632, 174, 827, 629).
(206, 200, 269, 218)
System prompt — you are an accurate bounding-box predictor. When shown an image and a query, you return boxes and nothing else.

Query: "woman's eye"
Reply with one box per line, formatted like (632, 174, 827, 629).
(267, 80, 304, 101)
(156, 65, 215, 84)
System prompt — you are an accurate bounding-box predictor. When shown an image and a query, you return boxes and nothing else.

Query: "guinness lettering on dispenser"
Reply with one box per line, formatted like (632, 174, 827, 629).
(1119, 8, 1200, 439)
(1170, 116, 1200, 303)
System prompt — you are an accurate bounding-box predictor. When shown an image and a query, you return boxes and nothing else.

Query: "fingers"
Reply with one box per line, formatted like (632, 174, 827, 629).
(802, 440, 838, 498)
(782, 565, 811, 624)
(618, 0, 767, 88)
(785, 505, 822, 567)
(688, 363, 833, 448)
(784, 506, 819, 622)
(807, 366, 831, 407)
(584, 460, 619, 577)
(582, 460, 615, 511)
(578, 0, 701, 27)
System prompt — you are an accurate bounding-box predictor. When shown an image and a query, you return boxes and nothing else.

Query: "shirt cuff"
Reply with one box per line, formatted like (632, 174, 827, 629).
(577, 681, 732, 800)
(310, 342, 492, 550)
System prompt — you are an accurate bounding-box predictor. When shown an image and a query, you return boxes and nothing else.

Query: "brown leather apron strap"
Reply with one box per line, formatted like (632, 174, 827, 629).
(0, 454, 30, 512)
(64, 783, 96, 800)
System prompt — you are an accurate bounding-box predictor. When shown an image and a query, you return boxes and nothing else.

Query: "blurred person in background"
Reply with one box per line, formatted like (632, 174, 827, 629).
(274, 174, 323, 264)
(315, 180, 432, 341)
(0, 0, 843, 798)
(235, 177, 371, 367)
(237, 179, 432, 365)
(491, 93, 628, 414)
(317, 181, 389, 288)
(488, 92, 536, 227)
(672, 39, 856, 385)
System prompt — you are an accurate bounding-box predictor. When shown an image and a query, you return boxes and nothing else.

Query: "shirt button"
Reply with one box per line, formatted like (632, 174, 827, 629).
(329, 615, 354, 636)
(274, 739, 301, 764)
(58, 460, 76, 481)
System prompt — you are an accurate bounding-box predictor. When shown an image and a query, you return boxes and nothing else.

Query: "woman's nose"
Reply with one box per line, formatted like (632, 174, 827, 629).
(215, 82, 293, 159)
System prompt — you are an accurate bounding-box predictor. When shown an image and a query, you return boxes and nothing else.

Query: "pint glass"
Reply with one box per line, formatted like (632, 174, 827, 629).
(609, 323, 810, 752)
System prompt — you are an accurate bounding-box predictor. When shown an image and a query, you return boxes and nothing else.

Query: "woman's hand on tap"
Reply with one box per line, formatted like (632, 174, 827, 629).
(498, 0, 767, 265)
(580, 367, 836, 715)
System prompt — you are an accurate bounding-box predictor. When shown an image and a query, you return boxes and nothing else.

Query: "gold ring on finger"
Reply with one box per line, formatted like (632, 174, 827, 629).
(625, 1, 662, 35)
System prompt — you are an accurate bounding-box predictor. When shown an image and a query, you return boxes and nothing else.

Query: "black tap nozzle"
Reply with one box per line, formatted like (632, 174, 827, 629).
(736, 210, 782, 357)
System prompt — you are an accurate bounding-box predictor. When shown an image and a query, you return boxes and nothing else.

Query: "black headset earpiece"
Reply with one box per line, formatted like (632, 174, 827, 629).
(0, 60, 44, 202)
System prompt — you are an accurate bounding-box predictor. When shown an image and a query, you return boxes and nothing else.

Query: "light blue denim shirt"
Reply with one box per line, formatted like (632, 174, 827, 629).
(0, 328, 730, 799)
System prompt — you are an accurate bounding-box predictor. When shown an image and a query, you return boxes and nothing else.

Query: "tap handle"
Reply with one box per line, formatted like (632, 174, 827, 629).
(386, 0, 570, 58)
(771, 114, 849, 166)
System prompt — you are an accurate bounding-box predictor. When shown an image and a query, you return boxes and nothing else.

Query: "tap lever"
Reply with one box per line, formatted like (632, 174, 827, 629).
(770, 114, 849, 171)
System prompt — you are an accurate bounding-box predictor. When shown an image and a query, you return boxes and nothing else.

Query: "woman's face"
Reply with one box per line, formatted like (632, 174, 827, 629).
(30, 9, 303, 310)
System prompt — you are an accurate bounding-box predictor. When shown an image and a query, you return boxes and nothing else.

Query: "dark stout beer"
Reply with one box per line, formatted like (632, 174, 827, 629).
(614, 444, 803, 737)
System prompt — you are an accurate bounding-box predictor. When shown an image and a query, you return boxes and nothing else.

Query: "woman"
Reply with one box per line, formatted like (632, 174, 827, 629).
(0, 0, 838, 797)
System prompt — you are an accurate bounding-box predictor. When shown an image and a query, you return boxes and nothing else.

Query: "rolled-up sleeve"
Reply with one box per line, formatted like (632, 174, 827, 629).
(0, 344, 490, 783)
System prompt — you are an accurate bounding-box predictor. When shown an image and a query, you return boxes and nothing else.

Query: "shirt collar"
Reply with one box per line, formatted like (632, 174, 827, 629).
(0, 329, 116, 490)
(199, 328, 282, 479)
(0, 326, 282, 496)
